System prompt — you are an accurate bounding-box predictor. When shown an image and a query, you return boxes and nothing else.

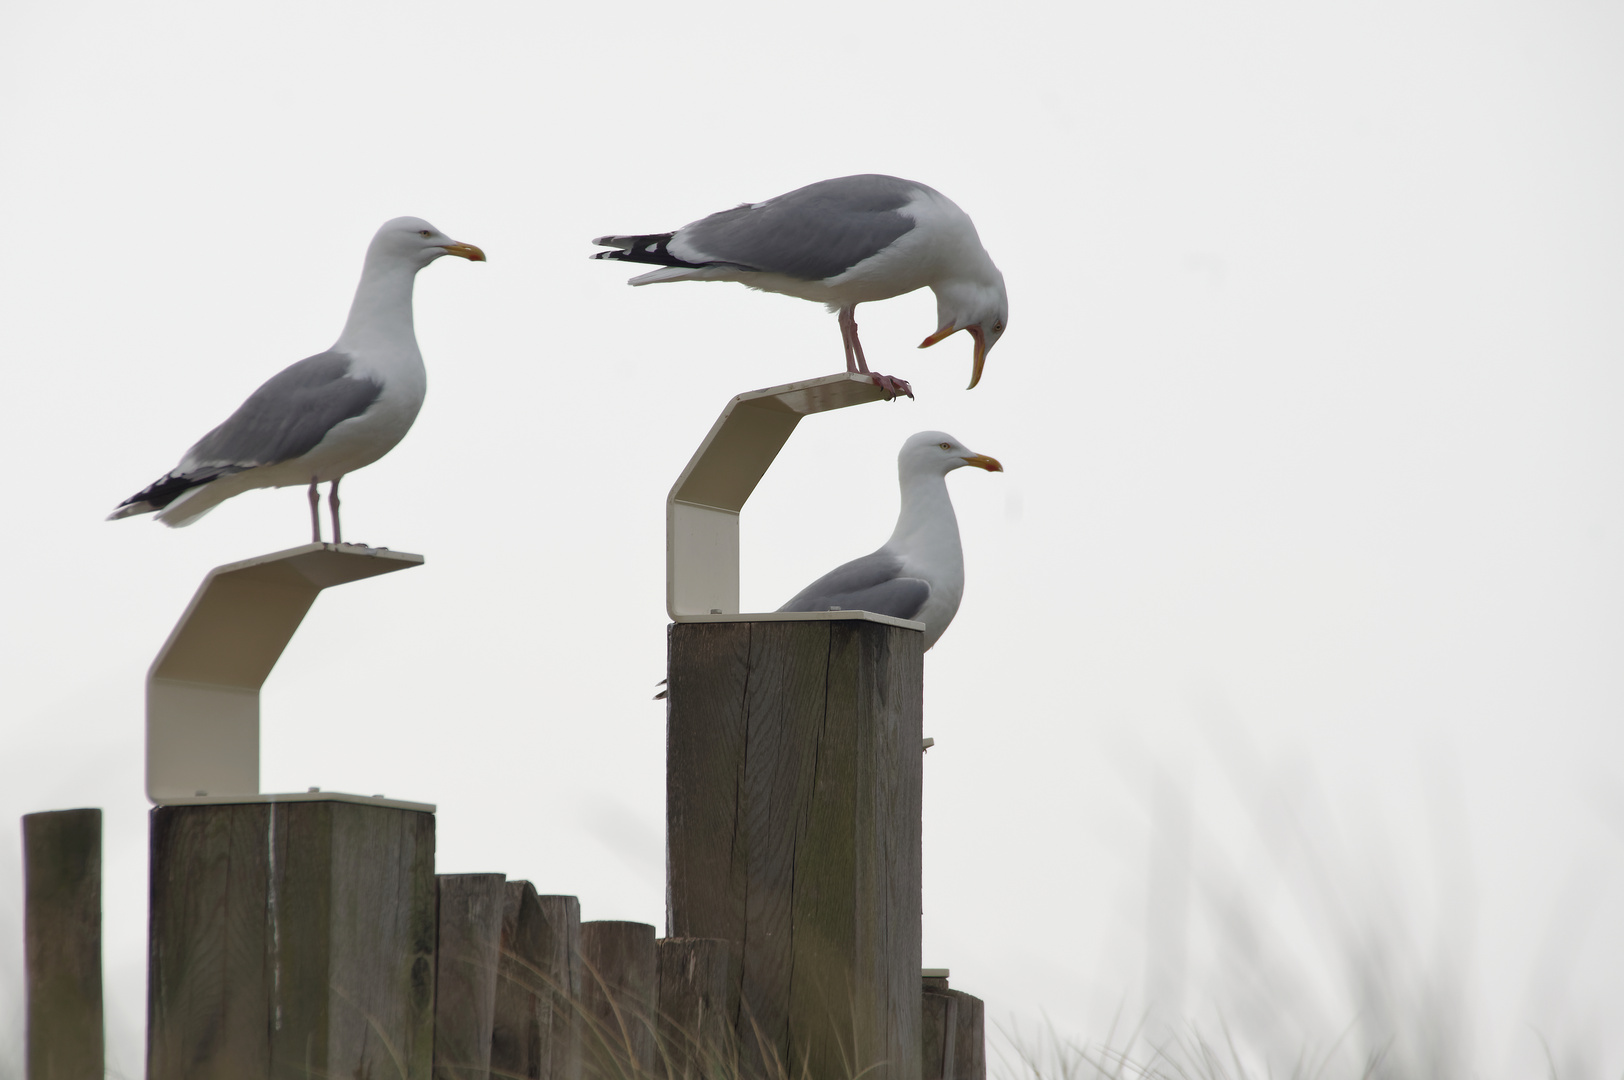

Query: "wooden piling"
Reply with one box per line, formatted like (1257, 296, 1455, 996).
(493, 883, 584, 1080)
(655, 937, 739, 1080)
(921, 977, 984, 1080)
(146, 801, 436, 1080)
(666, 618, 925, 1080)
(434, 873, 507, 1080)
(921, 988, 958, 1080)
(493, 882, 546, 1080)
(23, 809, 103, 1080)
(538, 895, 585, 1080)
(579, 920, 657, 1077)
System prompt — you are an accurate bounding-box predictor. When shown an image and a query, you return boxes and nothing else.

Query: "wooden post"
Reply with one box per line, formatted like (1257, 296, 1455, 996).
(538, 896, 584, 1080)
(666, 618, 925, 1080)
(921, 977, 984, 1080)
(23, 809, 103, 1080)
(493, 882, 546, 1080)
(147, 801, 436, 1080)
(493, 884, 583, 1080)
(921, 987, 958, 1080)
(434, 874, 507, 1080)
(578, 921, 657, 1078)
(655, 938, 739, 1080)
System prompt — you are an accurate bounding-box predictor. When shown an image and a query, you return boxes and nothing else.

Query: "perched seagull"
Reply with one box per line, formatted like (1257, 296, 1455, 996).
(778, 430, 1003, 650)
(108, 217, 485, 542)
(591, 174, 1007, 400)
(653, 429, 1002, 697)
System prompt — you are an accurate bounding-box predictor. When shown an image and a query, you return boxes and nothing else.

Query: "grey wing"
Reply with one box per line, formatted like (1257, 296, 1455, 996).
(679, 174, 921, 282)
(777, 550, 931, 621)
(181, 351, 384, 470)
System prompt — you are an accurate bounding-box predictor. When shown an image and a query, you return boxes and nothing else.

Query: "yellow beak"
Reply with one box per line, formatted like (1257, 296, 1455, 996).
(967, 328, 987, 390)
(918, 324, 987, 389)
(442, 241, 487, 262)
(962, 453, 1003, 473)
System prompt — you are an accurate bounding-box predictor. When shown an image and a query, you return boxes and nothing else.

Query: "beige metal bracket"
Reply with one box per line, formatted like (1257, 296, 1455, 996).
(667, 373, 921, 622)
(145, 542, 432, 811)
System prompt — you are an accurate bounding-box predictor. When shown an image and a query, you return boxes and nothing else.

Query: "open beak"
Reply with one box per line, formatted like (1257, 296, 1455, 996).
(917, 325, 987, 389)
(962, 453, 1003, 472)
(442, 241, 487, 262)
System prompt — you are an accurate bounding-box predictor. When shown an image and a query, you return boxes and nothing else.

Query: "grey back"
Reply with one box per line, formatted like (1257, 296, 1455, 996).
(685, 174, 920, 282)
(185, 351, 383, 469)
(778, 551, 931, 621)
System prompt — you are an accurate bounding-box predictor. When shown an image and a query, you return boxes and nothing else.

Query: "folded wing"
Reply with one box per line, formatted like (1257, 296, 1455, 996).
(777, 550, 931, 622)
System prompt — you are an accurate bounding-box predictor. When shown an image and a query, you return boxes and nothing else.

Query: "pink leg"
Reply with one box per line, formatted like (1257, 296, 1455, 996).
(839, 306, 862, 374)
(308, 478, 322, 544)
(329, 476, 343, 545)
(837, 306, 914, 400)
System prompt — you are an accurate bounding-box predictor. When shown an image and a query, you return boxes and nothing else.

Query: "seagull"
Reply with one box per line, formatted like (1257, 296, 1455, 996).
(777, 430, 1003, 650)
(108, 217, 485, 542)
(591, 174, 1007, 400)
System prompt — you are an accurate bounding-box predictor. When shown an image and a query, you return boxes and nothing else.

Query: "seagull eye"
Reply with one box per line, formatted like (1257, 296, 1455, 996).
(939, 442, 953, 450)
(993, 321, 1003, 332)
(418, 229, 433, 238)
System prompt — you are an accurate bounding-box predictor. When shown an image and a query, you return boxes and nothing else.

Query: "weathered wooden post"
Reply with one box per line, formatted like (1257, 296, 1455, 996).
(492, 884, 584, 1080)
(579, 920, 658, 1077)
(655, 938, 739, 1080)
(667, 618, 923, 1080)
(663, 375, 924, 1080)
(921, 972, 984, 1080)
(434, 874, 507, 1080)
(149, 801, 437, 1078)
(142, 543, 439, 1080)
(23, 808, 103, 1080)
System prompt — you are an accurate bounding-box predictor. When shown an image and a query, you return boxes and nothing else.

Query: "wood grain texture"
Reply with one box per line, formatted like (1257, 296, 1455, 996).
(943, 990, 984, 1080)
(920, 981, 983, 1080)
(578, 921, 657, 1078)
(920, 989, 958, 1080)
(665, 622, 750, 947)
(667, 619, 924, 1080)
(147, 801, 436, 1080)
(493, 884, 584, 1080)
(23, 809, 103, 1080)
(494, 882, 547, 1080)
(434, 874, 507, 1080)
(655, 938, 739, 1080)
(536, 896, 583, 1080)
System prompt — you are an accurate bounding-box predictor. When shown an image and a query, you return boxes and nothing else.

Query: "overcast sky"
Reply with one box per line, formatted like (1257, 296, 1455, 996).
(2, 1, 1622, 1076)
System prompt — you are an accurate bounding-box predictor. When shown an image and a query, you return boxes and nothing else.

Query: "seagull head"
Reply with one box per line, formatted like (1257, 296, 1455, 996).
(900, 430, 1004, 478)
(919, 270, 1008, 390)
(369, 216, 487, 268)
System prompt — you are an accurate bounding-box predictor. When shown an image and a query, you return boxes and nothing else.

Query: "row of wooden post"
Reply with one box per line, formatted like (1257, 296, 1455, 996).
(24, 618, 984, 1080)
(433, 873, 742, 1080)
(25, 804, 982, 1080)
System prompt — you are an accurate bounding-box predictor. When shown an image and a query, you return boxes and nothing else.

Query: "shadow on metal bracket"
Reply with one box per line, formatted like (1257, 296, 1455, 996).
(145, 542, 433, 811)
(665, 372, 920, 632)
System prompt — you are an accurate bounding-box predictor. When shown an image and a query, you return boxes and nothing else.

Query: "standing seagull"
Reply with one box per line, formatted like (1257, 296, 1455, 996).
(591, 174, 1007, 400)
(778, 430, 1003, 650)
(108, 217, 485, 542)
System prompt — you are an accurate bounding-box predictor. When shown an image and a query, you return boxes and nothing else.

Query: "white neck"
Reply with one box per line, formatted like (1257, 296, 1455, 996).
(931, 273, 1000, 330)
(333, 255, 421, 355)
(888, 468, 963, 567)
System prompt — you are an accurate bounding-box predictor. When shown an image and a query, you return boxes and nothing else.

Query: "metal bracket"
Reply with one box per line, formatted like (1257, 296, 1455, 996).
(145, 542, 432, 811)
(666, 373, 896, 620)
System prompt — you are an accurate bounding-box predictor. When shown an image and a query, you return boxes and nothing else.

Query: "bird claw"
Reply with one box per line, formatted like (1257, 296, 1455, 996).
(869, 373, 914, 401)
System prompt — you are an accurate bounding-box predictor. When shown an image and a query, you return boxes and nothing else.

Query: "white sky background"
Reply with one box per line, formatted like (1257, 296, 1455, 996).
(1, 0, 1621, 1076)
